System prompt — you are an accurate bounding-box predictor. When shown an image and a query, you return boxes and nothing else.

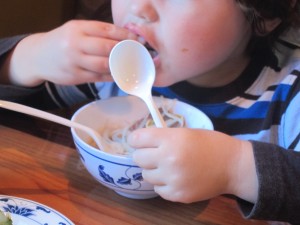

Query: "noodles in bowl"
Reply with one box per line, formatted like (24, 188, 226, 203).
(71, 95, 213, 199)
(94, 98, 185, 156)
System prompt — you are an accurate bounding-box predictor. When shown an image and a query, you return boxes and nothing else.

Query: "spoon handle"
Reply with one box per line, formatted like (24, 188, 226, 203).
(143, 95, 166, 128)
(0, 100, 104, 150)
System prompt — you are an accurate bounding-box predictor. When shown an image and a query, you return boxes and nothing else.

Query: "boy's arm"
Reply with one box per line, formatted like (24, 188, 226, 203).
(0, 35, 46, 102)
(0, 35, 94, 107)
(239, 71, 300, 223)
(0, 36, 120, 108)
(238, 141, 300, 223)
(0, 35, 27, 84)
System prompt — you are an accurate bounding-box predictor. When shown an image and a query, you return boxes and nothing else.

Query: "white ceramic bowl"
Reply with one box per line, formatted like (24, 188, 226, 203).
(71, 96, 213, 199)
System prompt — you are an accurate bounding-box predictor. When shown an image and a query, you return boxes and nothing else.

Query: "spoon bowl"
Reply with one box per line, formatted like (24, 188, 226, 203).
(109, 40, 166, 128)
(0, 100, 104, 150)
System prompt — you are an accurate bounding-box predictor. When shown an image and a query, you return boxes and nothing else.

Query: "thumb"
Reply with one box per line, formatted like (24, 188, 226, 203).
(127, 128, 161, 148)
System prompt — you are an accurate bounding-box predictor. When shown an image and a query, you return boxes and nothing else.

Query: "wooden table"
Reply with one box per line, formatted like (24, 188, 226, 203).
(0, 108, 285, 225)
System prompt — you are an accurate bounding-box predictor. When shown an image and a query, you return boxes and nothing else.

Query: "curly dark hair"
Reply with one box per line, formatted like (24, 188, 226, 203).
(237, 0, 300, 50)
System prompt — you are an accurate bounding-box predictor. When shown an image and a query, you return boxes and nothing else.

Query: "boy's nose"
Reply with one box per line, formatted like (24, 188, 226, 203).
(130, 1, 158, 23)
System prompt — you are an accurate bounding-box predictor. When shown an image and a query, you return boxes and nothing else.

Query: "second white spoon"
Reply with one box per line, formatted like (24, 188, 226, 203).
(0, 100, 104, 150)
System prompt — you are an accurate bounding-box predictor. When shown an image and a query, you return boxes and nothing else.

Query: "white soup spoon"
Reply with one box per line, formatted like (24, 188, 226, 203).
(0, 100, 104, 150)
(109, 40, 166, 128)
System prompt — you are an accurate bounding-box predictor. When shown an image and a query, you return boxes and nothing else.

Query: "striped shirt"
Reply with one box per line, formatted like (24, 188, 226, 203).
(152, 45, 300, 152)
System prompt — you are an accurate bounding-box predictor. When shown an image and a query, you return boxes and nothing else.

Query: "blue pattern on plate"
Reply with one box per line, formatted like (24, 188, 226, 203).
(0, 196, 74, 225)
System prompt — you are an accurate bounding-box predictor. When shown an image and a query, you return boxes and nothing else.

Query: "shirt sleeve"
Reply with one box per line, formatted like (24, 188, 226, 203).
(237, 140, 300, 223)
(0, 35, 28, 55)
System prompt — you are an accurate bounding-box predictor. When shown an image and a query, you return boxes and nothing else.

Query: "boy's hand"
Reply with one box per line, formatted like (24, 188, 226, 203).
(129, 128, 258, 204)
(8, 20, 138, 87)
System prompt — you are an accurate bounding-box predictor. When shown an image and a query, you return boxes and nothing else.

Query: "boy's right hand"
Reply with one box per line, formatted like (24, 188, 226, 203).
(7, 20, 139, 87)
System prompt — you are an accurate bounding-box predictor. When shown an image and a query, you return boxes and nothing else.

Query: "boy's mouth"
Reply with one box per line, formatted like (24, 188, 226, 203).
(123, 24, 158, 58)
(144, 42, 158, 58)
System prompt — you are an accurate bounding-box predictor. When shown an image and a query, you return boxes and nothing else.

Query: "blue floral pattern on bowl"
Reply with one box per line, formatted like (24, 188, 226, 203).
(74, 141, 158, 199)
(99, 165, 143, 188)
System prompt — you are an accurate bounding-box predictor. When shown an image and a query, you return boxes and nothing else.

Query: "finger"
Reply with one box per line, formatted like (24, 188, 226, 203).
(81, 21, 137, 40)
(80, 37, 117, 56)
(132, 148, 158, 169)
(78, 71, 113, 83)
(153, 185, 182, 202)
(128, 128, 163, 148)
(77, 70, 113, 83)
(60, 68, 112, 85)
(77, 55, 110, 74)
(142, 169, 165, 186)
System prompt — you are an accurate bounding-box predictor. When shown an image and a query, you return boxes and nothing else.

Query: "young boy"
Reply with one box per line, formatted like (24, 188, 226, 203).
(0, 0, 300, 223)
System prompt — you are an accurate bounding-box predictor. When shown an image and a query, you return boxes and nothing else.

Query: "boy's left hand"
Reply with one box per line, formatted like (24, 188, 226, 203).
(128, 128, 258, 203)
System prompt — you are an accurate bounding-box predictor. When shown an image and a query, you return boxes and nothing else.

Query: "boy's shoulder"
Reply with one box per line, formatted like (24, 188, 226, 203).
(280, 28, 300, 47)
(276, 32, 300, 70)
(279, 48, 300, 72)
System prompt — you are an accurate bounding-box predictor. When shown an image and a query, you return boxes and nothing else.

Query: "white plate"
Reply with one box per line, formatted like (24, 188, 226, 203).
(0, 195, 74, 225)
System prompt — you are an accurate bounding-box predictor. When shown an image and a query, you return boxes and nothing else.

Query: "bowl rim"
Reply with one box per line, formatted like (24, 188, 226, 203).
(71, 95, 213, 159)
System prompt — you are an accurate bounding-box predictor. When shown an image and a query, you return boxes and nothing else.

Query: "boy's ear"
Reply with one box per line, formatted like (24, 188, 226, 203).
(262, 0, 296, 34)
(263, 18, 282, 33)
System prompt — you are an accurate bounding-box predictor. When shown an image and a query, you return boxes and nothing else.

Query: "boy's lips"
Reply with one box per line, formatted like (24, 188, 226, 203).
(135, 36, 159, 59)
(124, 23, 159, 59)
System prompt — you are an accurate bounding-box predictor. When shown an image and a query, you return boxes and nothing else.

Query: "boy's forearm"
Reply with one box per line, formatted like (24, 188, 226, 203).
(7, 34, 45, 87)
(0, 34, 43, 87)
(228, 140, 259, 203)
(237, 141, 300, 222)
(0, 35, 24, 85)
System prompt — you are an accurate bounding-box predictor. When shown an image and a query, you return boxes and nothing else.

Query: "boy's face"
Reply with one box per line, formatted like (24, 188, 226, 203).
(112, 0, 252, 87)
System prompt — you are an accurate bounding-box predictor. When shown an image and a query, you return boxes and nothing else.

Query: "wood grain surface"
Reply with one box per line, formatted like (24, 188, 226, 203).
(0, 109, 287, 225)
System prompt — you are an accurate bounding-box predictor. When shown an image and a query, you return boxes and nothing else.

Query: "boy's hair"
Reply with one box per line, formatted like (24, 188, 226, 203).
(237, 0, 300, 50)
